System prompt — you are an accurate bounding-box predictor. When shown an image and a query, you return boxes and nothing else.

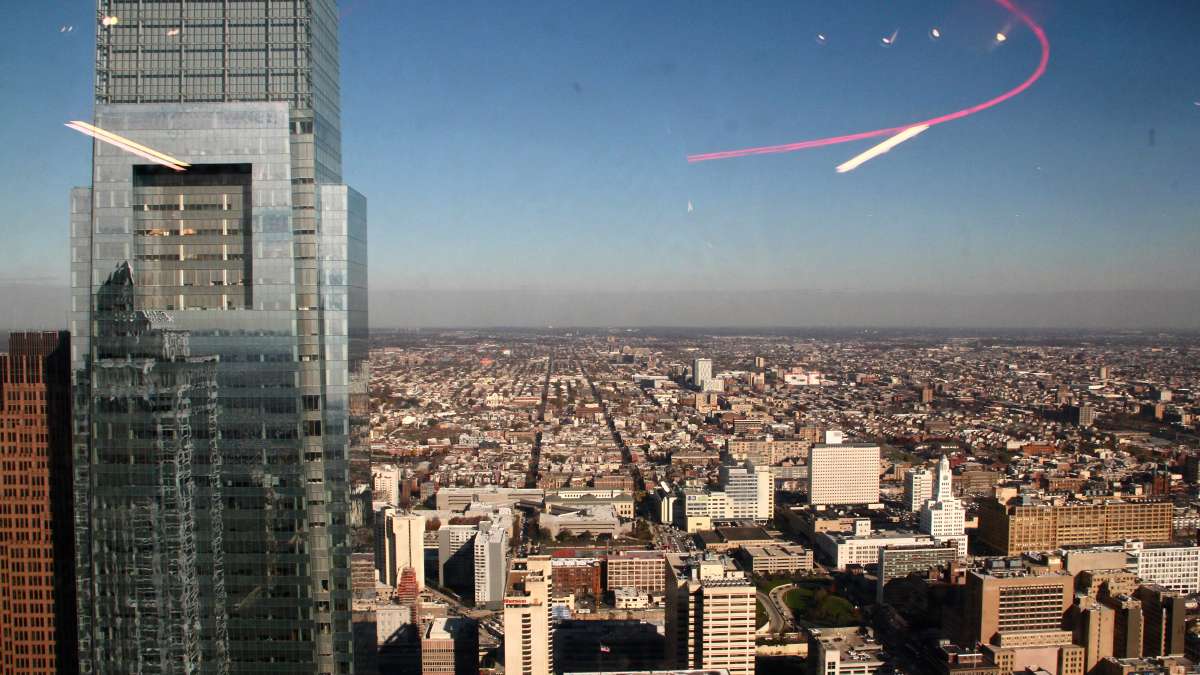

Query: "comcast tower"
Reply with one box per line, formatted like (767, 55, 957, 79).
(70, 1, 367, 673)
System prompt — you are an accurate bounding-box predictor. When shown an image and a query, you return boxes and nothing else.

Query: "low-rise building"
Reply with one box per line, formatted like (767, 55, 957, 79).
(736, 545, 813, 575)
(810, 627, 888, 675)
(816, 526, 936, 569)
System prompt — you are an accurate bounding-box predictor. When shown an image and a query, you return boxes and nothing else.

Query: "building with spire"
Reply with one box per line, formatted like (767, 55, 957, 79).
(920, 456, 968, 558)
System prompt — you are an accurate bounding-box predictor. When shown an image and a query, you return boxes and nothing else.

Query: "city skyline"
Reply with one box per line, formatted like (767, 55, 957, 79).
(1, 1, 1199, 329)
(4, 4, 1200, 675)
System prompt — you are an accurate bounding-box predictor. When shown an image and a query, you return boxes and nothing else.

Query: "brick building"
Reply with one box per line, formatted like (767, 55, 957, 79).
(0, 332, 76, 674)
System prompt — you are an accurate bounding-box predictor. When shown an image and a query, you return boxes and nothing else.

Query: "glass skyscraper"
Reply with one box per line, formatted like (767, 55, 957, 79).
(71, 1, 367, 673)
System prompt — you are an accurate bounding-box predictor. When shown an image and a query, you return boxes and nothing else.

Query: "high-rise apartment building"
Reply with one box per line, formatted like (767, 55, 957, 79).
(977, 497, 1172, 555)
(474, 519, 510, 609)
(664, 554, 756, 675)
(375, 508, 425, 589)
(692, 358, 712, 390)
(718, 461, 774, 521)
(72, 2, 367, 673)
(0, 332, 76, 675)
(904, 467, 933, 512)
(808, 444, 880, 507)
(1068, 404, 1097, 428)
(438, 524, 479, 593)
(919, 456, 968, 558)
(503, 556, 554, 675)
(372, 464, 402, 506)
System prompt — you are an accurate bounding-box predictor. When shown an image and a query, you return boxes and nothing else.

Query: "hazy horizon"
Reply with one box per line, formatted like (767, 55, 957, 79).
(4, 283, 1198, 331)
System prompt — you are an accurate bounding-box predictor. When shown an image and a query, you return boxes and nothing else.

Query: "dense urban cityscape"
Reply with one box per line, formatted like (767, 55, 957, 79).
(2, 1, 1200, 675)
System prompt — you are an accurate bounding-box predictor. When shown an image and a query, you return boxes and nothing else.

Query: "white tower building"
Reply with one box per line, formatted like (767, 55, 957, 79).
(905, 468, 934, 512)
(919, 456, 967, 558)
(692, 358, 713, 389)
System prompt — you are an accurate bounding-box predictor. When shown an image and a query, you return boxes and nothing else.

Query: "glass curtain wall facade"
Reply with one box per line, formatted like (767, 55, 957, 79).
(72, 2, 367, 674)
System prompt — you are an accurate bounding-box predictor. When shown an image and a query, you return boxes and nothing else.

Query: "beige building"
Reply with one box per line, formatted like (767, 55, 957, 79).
(605, 551, 666, 593)
(375, 507, 425, 589)
(1070, 596, 1116, 673)
(963, 569, 1073, 647)
(503, 556, 554, 675)
(664, 554, 756, 675)
(808, 444, 880, 507)
(421, 617, 477, 675)
(976, 498, 1172, 555)
(545, 488, 635, 519)
(963, 567, 1089, 675)
(727, 436, 810, 464)
(737, 544, 813, 575)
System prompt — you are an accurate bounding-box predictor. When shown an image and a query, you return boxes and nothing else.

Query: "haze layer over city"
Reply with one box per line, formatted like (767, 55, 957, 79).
(1, 2, 1199, 675)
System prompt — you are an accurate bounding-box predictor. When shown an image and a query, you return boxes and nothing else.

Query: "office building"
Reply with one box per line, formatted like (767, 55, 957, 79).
(551, 558, 602, 601)
(1104, 595, 1145, 659)
(727, 436, 810, 465)
(808, 444, 880, 507)
(816, 526, 937, 569)
(977, 497, 1172, 555)
(664, 554, 755, 675)
(719, 461, 774, 521)
(72, 1, 367, 672)
(503, 556, 555, 675)
(962, 569, 1073, 647)
(474, 519, 510, 609)
(876, 544, 957, 601)
(905, 467, 934, 512)
(1133, 586, 1186, 657)
(605, 551, 666, 594)
(0, 332, 76, 674)
(1070, 596, 1116, 674)
(919, 456, 968, 558)
(376, 507, 425, 589)
(736, 544, 813, 575)
(692, 358, 713, 390)
(420, 617, 478, 675)
(1127, 542, 1200, 594)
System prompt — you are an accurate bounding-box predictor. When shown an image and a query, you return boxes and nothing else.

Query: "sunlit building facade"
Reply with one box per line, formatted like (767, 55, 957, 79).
(72, 1, 366, 673)
(0, 332, 77, 675)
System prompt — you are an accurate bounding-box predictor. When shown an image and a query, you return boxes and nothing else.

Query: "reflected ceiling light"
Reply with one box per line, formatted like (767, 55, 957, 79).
(65, 121, 189, 171)
(929, 27, 941, 40)
(995, 32, 1008, 42)
(835, 124, 929, 173)
(686, 0, 1049, 163)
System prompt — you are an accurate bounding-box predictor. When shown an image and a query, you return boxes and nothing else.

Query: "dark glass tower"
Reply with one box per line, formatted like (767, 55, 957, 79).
(71, 2, 367, 673)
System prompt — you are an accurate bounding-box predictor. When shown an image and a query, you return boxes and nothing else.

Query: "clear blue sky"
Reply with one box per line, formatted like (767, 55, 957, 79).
(1, 1, 1199, 313)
